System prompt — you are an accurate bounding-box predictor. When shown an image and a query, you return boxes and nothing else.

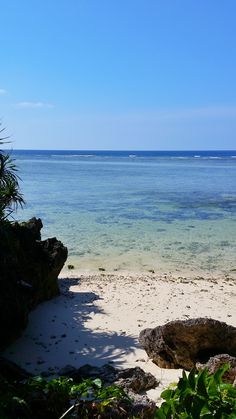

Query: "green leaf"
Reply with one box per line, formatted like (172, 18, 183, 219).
(188, 368, 197, 390)
(178, 371, 188, 392)
(155, 407, 167, 419)
(100, 399, 113, 407)
(227, 413, 236, 419)
(93, 378, 102, 388)
(161, 388, 174, 401)
(191, 395, 206, 418)
(213, 363, 229, 384)
(156, 401, 173, 418)
(196, 369, 208, 397)
(30, 375, 45, 383)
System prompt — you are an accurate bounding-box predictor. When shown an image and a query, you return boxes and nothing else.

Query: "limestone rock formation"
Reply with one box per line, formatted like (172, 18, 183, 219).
(115, 366, 158, 393)
(0, 218, 67, 349)
(139, 318, 236, 370)
(196, 353, 236, 385)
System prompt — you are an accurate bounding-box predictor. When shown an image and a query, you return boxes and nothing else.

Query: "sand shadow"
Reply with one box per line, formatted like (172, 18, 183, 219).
(57, 277, 139, 366)
(3, 276, 140, 373)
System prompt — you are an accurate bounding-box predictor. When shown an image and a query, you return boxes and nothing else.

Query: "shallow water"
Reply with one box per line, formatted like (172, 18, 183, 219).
(12, 150, 236, 273)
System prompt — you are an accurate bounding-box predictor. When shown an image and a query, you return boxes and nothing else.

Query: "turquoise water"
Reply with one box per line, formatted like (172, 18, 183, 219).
(12, 150, 236, 273)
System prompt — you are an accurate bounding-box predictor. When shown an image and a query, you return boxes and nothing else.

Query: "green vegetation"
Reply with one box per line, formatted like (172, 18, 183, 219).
(155, 364, 236, 418)
(0, 126, 24, 222)
(0, 375, 132, 418)
(1, 365, 236, 418)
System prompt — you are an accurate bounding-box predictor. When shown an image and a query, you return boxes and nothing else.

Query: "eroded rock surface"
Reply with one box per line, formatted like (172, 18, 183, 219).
(139, 318, 236, 370)
(196, 353, 236, 385)
(0, 218, 67, 349)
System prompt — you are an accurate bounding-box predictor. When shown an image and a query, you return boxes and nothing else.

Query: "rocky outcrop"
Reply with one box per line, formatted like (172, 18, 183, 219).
(0, 359, 157, 418)
(139, 318, 236, 370)
(115, 366, 158, 393)
(67, 363, 158, 392)
(196, 354, 236, 385)
(59, 363, 158, 418)
(0, 218, 67, 349)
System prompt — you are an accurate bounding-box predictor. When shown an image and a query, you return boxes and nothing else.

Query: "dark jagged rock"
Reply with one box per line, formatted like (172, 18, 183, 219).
(128, 394, 156, 419)
(0, 218, 67, 349)
(60, 363, 157, 418)
(196, 353, 236, 385)
(115, 366, 158, 393)
(64, 363, 158, 393)
(139, 318, 236, 370)
(20, 217, 43, 240)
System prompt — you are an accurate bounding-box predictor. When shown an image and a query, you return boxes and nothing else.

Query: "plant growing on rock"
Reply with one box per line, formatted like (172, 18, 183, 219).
(0, 125, 24, 222)
(0, 375, 133, 419)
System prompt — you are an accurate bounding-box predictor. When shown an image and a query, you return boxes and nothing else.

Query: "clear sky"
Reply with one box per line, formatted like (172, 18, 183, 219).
(0, 0, 236, 150)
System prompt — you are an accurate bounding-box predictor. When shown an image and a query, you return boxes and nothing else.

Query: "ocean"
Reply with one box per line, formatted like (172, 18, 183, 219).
(11, 149, 236, 274)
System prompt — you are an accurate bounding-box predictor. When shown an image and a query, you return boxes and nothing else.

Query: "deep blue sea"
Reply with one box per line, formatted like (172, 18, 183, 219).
(11, 149, 236, 274)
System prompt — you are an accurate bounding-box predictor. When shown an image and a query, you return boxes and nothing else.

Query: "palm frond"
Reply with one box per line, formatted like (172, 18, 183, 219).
(0, 124, 25, 221)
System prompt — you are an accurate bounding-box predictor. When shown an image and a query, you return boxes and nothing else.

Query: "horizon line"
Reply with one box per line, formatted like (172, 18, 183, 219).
(10, 148, 236, 152)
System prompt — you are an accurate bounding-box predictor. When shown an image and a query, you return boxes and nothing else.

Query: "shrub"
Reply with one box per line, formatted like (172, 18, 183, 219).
(0, 375, 132, 419)
(0, 125, 24, 221)
(155, 364, 236, 418)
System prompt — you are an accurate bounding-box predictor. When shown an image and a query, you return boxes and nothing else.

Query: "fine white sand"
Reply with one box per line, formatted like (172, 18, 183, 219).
(3, 270, 236, 404)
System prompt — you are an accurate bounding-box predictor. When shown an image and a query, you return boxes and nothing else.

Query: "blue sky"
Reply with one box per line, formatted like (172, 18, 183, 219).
(0, 0, 236, 150)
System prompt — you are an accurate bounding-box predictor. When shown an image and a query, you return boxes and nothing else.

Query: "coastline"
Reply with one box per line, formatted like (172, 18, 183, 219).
(3, 269, 236, 404)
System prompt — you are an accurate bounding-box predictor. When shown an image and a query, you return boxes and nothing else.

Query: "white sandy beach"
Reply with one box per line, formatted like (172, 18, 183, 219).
(4, 270, 236, 404)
